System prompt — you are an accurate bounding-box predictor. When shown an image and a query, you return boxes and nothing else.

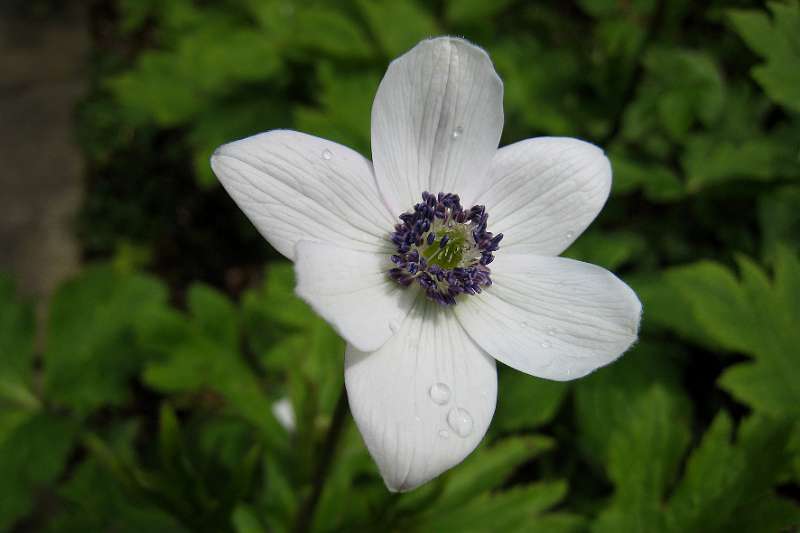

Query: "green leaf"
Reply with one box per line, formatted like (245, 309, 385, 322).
(609, 150, 684, 203)
(649, 250, 800, 416)
(633, 261, 753, 353)
(412, 481, 576, 533)
(232, 504, 267, 533)
(142, 283, 287, 450)
(0, 276, 36, 409)
(357, 0, 438, 57)
(292, 6, 372, 59)
(431, 436, 555, 511)
(592, 385, 691, 533)
(0, 413, 79, 530)
(728, 2, 800, 112)
(492, 369, 569, 433)
(667, 413, 799, 532)
(574, 342, 687, 468)
(295, 64, 378, 155)
(623, 47, 724, 141)
(111, 17, 282, 127)
(45, 265, 168, 414)
(242, 263, 344, 421)
(682, 134, 796, 192)
(564, 229, 647, 270)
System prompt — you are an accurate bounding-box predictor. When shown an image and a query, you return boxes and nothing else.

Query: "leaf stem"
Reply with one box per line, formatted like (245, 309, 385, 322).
(293, 384, 349, 533)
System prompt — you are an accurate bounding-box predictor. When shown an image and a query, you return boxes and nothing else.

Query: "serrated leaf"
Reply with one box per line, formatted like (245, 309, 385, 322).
(142, 282, 287, 450)
(624, 47, 724, 141)
(650, 250, 800, 416)
(45, 265, 168, 414)
(609, 150, 684, 203)
(0, 413, 78, 530)
(728, 2, 800, 112)
(682, 134, 796, 192)
(667, 413, 799, 532)
(292, 6, 372, 59)
(357, 0, 438, 57)
(574, 342, 686, 467)
(412, 481, 571, 533)
(111, 18, 281, 126)
(431, 435, 555, 511)
(294, 64, 378, 154)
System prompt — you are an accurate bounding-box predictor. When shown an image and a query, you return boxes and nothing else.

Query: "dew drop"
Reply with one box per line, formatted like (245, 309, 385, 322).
(546, 326, 557, 336)
(565, 230, 575, 239)
(451, 126, 463, 139)
(521, 320, 529, 327)
(447, 407, 474, 438)
(438, 429, 450, 439)
(429, 383, 451, 405)
(414, 415, 422, 423)
(389, 320, 400, 334)
(540, 340, 552, 349)
(321, 149, 333, 160)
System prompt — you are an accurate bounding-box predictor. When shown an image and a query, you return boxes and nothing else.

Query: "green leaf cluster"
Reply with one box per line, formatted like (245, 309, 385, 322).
(6, 0, 799, 531)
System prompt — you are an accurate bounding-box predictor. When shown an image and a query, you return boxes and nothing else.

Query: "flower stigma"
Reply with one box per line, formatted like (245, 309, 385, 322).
(389, 192, 503, 305)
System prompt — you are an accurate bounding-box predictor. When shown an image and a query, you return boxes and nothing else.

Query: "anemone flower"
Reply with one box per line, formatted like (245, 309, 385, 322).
(211, 36, 641, 492)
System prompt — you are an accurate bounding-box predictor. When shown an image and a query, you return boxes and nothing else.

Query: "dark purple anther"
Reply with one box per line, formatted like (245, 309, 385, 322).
(387, 191, 501, 306)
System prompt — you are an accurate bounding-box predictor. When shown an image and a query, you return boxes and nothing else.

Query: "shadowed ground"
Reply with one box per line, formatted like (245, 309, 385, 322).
(0, 3, 87, 309)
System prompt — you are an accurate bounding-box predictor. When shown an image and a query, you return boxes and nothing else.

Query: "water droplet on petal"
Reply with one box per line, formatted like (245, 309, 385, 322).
(447, 407, 473, 437)
(429, 383, 451, 405)
(547, 327, 557, 336)
(438, 429, 450, 439)
(541, 340, 552, 349)
(414, 415, 422, 423)
(321, 149, 332, 160)
(565, 230, 575, 239)
(451, 126, 463, 139)
(521, 320, 529, 327)
(389, 320, 400, 334)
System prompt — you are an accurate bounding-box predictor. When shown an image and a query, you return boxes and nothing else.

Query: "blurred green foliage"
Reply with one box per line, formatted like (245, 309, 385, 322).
(3, 0, 800, 531)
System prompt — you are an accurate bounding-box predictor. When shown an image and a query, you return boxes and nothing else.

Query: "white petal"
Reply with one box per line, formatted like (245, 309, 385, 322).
(271, 398, 296, 432)
(211, 130, 394, 259)
(454, 253, 641, 381)
(480, 137, 612, 256)
(345, 299, 497, 491)
(294, 241, 415, 352)
(371, 37, 504, 215)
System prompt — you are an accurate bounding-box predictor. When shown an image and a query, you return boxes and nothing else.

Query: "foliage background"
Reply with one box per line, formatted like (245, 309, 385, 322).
(2, 0, 800, 531)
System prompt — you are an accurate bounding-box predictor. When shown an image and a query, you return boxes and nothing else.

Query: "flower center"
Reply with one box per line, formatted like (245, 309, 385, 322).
(389, 192, 502, 305)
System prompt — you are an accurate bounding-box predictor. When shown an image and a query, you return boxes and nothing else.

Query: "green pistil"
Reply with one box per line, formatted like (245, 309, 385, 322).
(422, 229, 466, 270)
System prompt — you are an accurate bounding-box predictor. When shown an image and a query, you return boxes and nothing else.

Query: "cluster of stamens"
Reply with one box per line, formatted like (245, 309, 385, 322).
(389, 192, 502, 305)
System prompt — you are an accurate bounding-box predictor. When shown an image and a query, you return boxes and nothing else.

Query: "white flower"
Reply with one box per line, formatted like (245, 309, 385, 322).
(271, 397, 296, 433)
(211, 36, 641, 492)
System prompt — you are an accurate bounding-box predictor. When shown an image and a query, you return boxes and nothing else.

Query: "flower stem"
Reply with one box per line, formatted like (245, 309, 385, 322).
(293, 384, 349, 533)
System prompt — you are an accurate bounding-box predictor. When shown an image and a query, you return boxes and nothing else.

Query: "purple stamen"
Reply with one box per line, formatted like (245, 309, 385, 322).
(387, 191, 501, 306)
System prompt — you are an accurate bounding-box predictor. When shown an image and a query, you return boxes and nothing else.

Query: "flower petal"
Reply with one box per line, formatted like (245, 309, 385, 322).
(294, 241, 415, 352)
(211, 130, 394, 259)
(371, 37, 504, 215)
(454, 253, 641, 381)
(345, 300, 497, 491)
(479, 137, 612, 256)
